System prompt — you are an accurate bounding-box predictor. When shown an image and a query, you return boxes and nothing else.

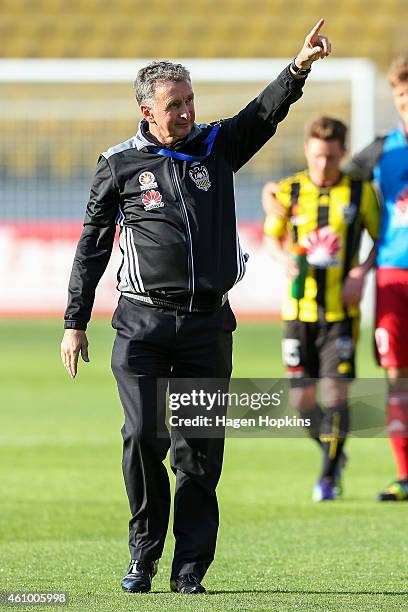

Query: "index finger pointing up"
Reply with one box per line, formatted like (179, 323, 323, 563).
(308, 18, 325, 41)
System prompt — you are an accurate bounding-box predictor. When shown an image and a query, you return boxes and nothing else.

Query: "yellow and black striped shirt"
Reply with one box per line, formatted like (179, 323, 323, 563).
(264, 171, 380, 322)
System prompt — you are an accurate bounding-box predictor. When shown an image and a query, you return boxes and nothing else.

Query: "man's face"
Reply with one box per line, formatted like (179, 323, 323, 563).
(304, 137, 345, 187)
(392, 81, 408, 130)
(141, 80, 195, 146)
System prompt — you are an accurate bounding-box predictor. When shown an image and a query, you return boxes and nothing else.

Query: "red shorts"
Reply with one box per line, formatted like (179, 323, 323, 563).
(375, 268, 408, 368)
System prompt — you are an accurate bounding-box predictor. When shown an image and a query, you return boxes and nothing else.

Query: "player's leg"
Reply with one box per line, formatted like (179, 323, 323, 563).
(289, 384, 322, 446)
(375, 268, 408, 501)
(283, 320, 323, 444)
(169, 301, 235, 592)
(111, 298, 173, 591)
(377, 366, 408, 501)
(317, 377, 350, 498)
(315, 318, 356, 500)
(282, 320, 340, 498)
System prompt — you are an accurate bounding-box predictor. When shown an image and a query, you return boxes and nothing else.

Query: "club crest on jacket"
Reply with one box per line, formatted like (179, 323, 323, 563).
(189, 163, 211, 191)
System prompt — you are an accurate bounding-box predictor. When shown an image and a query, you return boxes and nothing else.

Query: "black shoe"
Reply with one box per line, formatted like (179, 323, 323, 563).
(376, 479, 408, 501)
(121, 559, 158, 593)
(170, 573, 206, 594)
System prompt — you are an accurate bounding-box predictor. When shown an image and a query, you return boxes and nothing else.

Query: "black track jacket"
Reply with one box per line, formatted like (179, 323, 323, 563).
(64, 65, 307, 330)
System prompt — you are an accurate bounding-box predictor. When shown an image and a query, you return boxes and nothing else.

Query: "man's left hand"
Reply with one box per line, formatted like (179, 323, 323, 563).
(342, 265, 366, 307)
(295, 19, 332, 70)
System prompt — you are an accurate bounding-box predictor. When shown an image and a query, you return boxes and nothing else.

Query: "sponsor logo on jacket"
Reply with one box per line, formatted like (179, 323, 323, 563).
(139, 171, 158, 190)
(142, 190, 164, 211)
(189, 163, 211, 191)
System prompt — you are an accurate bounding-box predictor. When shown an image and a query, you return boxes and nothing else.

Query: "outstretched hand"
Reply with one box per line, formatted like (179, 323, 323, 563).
(295, 19, 331, 70)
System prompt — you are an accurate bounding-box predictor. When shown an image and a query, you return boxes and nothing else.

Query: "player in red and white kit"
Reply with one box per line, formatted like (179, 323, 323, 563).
(346, 56, 408, 500)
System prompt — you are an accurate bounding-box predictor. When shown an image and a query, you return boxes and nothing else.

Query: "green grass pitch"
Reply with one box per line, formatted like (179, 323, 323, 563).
(1, 319, 408, 611)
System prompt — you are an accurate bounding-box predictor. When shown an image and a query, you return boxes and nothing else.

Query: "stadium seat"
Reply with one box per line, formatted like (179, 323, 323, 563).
(1, 0, 406, 67)
(1, 0, 407, 187)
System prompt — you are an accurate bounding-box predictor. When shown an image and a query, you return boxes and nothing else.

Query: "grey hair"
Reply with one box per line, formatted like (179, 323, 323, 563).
(133, 61, 191, 107)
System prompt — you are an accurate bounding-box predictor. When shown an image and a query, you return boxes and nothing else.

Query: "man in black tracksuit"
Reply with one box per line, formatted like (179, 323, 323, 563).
(61, 20, 331, 595)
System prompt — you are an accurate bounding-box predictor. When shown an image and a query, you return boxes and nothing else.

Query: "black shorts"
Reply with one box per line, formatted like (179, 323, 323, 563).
(282, 318, 359, 385)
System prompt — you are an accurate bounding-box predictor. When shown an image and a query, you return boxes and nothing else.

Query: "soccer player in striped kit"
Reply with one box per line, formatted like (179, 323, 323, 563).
(263, 117, 380, 501)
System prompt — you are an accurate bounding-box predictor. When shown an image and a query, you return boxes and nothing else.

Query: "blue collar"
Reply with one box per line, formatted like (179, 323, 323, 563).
(149, 125, 220, 162)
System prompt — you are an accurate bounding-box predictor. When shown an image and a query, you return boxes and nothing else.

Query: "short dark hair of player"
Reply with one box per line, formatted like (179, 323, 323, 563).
(305, 116, 347, 147)
(388, 56, 408, 88)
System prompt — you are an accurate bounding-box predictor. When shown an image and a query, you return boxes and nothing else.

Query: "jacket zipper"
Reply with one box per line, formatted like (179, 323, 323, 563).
(170, 158, 194, 312)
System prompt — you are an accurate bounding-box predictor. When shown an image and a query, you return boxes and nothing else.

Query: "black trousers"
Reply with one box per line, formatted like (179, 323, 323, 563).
(111, 296, 236, 581)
